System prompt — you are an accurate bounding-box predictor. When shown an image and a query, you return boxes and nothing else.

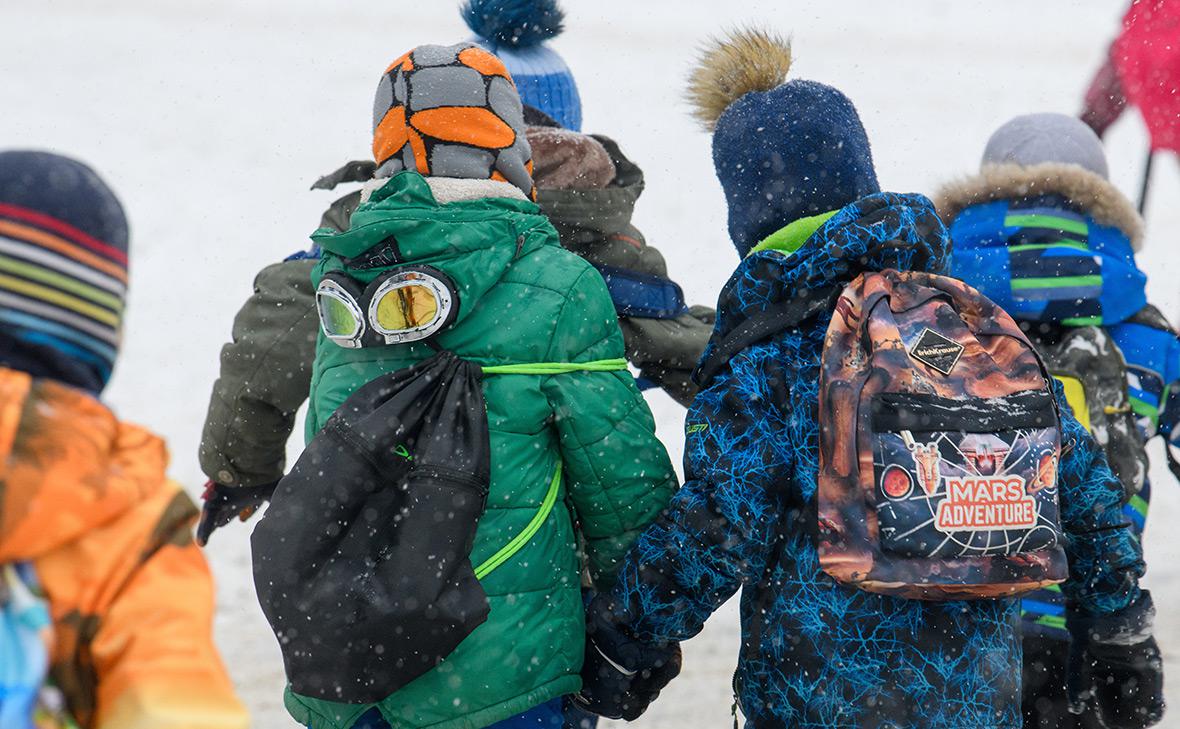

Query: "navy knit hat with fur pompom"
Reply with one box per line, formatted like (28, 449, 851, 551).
(461, 0, 582, 131)
(689, 28, 880, 257)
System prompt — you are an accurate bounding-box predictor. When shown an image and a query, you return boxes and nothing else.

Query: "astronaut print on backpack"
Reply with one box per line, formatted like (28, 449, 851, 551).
(871, 389, 1064, 559)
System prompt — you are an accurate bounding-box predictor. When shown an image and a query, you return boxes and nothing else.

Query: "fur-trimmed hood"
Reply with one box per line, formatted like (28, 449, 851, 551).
(934, 162, 1144, 250)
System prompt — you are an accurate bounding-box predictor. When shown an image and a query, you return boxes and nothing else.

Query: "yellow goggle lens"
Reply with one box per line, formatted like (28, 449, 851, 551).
(374, 284, 440, 331)
(321, 294, 360, 338)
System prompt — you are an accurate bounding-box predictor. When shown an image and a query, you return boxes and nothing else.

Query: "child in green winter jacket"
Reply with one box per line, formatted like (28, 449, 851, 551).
(224, 42, 677, 729)
(196, 2, 707, 533)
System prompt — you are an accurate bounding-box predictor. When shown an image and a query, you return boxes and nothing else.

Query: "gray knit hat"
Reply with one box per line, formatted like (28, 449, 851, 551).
(982, 113, 1109, 179)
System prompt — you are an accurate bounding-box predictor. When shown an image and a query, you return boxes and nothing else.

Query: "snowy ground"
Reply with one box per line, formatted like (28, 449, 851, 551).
(4, 1, 1180, 726)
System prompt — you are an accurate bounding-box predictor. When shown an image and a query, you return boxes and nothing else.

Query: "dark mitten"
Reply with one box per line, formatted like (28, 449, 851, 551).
(573, 594, 682, 721)
(196, 480, 277, 546)
(1089, 636, 1165, 729)
(1068, 591, 1164, 728)
(688, 304, 717, 327)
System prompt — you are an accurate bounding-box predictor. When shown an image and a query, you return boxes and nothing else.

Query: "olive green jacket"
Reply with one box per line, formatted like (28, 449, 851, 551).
(198, 258, 317, 488)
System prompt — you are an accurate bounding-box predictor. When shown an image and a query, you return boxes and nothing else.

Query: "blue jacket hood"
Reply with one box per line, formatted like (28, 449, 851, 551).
(948, 197, 1146, 326)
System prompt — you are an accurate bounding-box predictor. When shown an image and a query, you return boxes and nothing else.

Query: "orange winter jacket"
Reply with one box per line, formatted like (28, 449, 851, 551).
(0, 368, 248, 729)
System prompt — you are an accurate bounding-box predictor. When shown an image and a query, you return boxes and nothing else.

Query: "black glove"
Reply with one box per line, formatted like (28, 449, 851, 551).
(196, 480, 277, 546)
(1089, 636, 1165, 728)
(572, 595, 682, 721)
(1068, 591, 1165, 728)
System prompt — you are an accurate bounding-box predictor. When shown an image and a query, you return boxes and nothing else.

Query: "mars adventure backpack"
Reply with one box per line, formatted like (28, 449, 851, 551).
(817, 270, 1068, 600)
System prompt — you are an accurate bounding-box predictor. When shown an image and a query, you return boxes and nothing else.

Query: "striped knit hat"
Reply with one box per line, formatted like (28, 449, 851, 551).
(0, 151, 128, 392)
(372, 43, 535, 198)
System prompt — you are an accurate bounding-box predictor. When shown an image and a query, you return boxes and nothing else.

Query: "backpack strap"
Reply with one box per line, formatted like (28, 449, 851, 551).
(470, 359, 629, 580)
(694, 285, 840, 387)
(473, 463, 563, 580)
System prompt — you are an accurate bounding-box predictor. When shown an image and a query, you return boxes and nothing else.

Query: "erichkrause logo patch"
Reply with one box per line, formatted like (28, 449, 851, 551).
(908, 328, 965, 375)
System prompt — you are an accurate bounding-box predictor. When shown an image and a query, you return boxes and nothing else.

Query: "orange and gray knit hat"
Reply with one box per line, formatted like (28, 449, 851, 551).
(372, 43, 535, 199)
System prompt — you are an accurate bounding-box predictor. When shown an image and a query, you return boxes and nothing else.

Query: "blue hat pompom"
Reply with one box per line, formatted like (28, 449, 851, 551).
(460, 0, 582, 131)
(461, 0, 564, 49)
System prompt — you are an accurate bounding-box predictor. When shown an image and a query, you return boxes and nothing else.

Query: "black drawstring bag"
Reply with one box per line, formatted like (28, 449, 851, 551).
(251, 351, 491, 702)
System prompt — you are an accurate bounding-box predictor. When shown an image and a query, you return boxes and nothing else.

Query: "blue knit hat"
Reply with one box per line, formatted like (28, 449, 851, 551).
(461, 0, 582, 131)
(0, 151, 129, 392)
(689, 29, 880, 257)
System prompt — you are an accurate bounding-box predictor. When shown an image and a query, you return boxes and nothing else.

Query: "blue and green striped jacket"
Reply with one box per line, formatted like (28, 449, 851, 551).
(948, 198, 1146, 326)
(950, 196, 1180, 639)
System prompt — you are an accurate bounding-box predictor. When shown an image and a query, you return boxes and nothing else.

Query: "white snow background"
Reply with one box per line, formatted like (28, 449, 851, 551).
(3, 1, 1179, 726)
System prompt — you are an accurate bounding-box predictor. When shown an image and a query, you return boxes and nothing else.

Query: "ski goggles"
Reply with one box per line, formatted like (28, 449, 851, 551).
(316, 266, 459, 348)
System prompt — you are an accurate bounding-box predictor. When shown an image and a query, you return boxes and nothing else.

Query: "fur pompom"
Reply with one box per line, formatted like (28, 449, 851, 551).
(687, 28, 792, 132)
(460, 0, 565, 49)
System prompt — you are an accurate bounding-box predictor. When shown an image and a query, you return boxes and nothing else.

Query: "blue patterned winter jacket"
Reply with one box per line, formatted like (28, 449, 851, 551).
(605, 193, 1145, 728)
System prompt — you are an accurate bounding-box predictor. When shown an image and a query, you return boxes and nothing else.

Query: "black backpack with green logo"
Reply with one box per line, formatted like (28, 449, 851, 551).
(252, 351, 490, 702)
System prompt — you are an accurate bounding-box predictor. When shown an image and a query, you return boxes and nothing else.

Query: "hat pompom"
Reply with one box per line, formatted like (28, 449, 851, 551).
(461, 0, 565, 49)
(687, 28, 792, 132)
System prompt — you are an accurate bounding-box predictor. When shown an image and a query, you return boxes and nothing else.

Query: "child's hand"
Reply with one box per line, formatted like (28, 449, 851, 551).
(573, 594, 681, 720)
(196, 480, 277, 546)
(1068, 591, 1164, 728)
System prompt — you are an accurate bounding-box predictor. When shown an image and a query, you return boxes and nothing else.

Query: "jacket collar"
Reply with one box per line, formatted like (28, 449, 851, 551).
(314, 171, 543, 262)
(359, 175, 529, 206)
(707, 192, 949, 348)
(747, 210, 840, 257)
(935, 162, 1144, 250)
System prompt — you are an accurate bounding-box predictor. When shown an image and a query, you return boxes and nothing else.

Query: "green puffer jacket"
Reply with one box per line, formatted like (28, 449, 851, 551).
(289, 171, 677, 729)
